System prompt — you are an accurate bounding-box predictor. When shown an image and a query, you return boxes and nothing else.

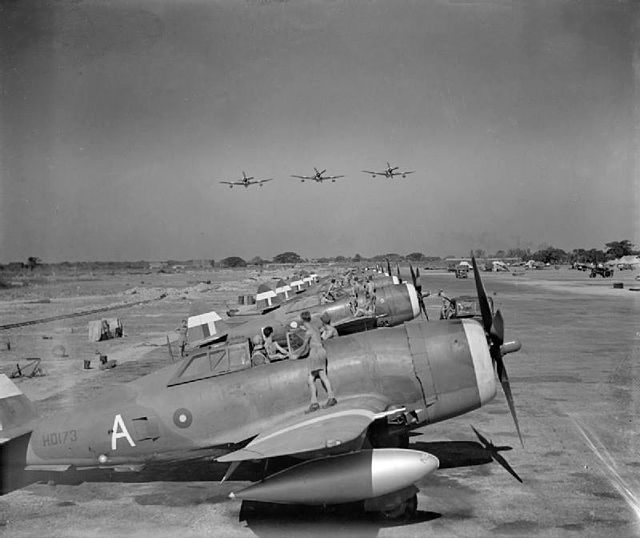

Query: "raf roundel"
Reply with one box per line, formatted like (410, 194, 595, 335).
(173, 408, 193, 429)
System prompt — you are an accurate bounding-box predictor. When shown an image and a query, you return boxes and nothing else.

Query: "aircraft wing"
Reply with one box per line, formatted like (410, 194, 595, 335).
(257, 178, 274, 184)
(326, 175, 345, 180)
(219, 181, 237, 185)
(217, 394, 398, 462)
(291, 175, 312, 180)
(402, 171, 415, 176)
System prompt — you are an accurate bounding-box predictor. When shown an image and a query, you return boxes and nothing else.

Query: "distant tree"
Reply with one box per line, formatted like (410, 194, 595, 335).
(531, 246, 567, 264)
(27, 257, 41, 271)
(273, 251, 302, 264)
(353, 253, 362, 262)
(316, 257, 330, 263)
(585, 249, 606, 264)
(507, 248, 531, 260)
(493, 250, 506, 259)
(334, 255, 347, 262)
(605, 240, 635, 260)
(371, 253, 402, 261)
(209, 259, 215, 268)
(249, 256, 267, 266)
(220, 256, 247, 268)
(406, 252, 424, 262)
(473, 249, 486, 258)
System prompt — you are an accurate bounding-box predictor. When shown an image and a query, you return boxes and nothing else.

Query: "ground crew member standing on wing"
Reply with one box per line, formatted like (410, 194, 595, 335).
(294, 311, 337, 413)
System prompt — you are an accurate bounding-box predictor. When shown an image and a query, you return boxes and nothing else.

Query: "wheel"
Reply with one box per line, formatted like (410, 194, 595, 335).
(380, 494, 417, 520)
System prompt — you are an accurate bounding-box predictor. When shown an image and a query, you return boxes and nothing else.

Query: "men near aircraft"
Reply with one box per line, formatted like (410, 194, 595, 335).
(365, 275, 375, 299)
(176, 319, 188, 357)
(295, 311, 337, 413)
(263, 326, 289, 361)
(321, 278, 337, 303)
(319, 312, 338, 341)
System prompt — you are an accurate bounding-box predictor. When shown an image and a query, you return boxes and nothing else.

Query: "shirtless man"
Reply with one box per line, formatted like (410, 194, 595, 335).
(262, 326, 289, 361)
(319, 312, 338, 341)
(294, 311, 337, 413)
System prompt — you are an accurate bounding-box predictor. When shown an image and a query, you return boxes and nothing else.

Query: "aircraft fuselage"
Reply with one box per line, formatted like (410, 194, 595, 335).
(24, 319, 496, 470)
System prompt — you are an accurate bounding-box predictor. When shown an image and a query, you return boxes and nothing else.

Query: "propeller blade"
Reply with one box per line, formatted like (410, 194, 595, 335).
(396, 262, 402, 283)
(499, 371, 524, 448)
(471, 257, 493, 334)
(470, 425, 490, 447)
(386, 259, 392, 276)
(472, 257, 523, 446)
(471, 426, 522, 482)
(492, 451, 523, 483)
(490, 309, 505, 346)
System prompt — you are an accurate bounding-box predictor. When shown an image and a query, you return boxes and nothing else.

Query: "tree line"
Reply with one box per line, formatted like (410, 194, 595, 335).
(6, 240, 636, 271)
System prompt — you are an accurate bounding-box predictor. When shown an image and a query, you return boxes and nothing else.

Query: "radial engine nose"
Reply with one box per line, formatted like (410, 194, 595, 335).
(462, 319, 498, 406)
(406, 283, 421, 318)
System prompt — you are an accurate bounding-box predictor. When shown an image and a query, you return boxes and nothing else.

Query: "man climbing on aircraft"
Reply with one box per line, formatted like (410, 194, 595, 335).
(294, 311, 337, 413)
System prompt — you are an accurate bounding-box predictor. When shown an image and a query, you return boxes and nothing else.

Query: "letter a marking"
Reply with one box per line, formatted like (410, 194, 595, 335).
(111, 414, 136, 450)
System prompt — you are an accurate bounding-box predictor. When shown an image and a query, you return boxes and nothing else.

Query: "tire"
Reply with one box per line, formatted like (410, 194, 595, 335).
(380, 494, 418, 520)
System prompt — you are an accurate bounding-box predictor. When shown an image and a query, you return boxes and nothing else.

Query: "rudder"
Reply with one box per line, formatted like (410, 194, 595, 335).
(0, 374, 37, 443)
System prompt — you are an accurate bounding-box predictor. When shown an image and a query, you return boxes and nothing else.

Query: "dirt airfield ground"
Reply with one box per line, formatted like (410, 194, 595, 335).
(0, 266, 639, 538)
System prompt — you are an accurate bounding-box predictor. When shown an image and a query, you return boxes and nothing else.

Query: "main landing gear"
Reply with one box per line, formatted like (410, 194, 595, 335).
(379, 493, 418, 520)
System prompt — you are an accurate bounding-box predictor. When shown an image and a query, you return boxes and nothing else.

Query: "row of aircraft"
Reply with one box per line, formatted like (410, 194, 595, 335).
(0, 258, 523, 522)
(219, 163, 415, 188)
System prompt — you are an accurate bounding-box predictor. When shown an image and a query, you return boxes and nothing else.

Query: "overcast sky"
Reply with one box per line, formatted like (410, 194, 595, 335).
(1, 0, 637, 262)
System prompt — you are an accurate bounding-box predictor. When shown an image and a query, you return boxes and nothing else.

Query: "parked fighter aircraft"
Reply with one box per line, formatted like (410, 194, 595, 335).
(362, 162, 415, 179)
(0, 258, 522, 519)
(189, 276, 422, 352)
(291, 168, 345, 183)
(220, 171, 273, 189)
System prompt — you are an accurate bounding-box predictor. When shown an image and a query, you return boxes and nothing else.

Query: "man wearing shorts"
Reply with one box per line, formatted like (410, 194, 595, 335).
(294, 311, 337, 413)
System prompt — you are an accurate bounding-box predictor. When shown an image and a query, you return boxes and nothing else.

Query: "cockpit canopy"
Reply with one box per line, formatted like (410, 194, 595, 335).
(168, 338, 251, 386)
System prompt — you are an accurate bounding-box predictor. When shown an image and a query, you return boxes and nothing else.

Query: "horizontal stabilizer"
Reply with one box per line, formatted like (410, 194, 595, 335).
(0, 374, 37, 443)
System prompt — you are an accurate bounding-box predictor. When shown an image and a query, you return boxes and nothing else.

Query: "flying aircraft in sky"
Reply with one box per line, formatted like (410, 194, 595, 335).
(291, 167, 345, 183)
(219, 171, 274, 189)
(362, 162, 415, 179)
(0, 259, 522, 519)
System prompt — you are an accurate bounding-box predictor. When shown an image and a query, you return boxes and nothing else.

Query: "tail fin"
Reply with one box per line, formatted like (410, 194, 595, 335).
(0, 374, 37, 444)
(187, 309, 230, 347)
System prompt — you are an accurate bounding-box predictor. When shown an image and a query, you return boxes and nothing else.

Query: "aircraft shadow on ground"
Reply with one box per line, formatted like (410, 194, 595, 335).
(239, 501, 441, 538)
(408, 440, 494, 469)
